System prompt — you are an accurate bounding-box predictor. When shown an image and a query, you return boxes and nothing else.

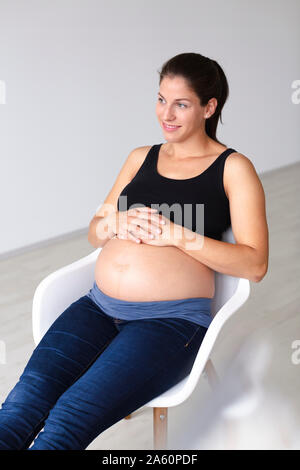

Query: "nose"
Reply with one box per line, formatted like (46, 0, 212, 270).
(163, 108, 176, 121)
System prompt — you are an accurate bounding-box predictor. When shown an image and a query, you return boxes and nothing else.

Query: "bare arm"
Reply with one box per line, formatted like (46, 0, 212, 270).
(174, 232, 266, 282)
(88, 146, 150, 248)
(88, 212, 117, 249)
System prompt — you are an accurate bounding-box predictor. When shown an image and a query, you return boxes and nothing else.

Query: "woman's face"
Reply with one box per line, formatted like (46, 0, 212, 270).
(156, 75, 210, 142)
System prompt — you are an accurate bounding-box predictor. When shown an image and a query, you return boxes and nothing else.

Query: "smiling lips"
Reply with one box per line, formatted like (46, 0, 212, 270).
(163, 122, 181, 131)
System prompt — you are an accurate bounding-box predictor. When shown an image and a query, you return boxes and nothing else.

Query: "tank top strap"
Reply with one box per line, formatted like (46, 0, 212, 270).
(131, 144, 159, 179)
(214, 148, 237, 202)
(220, 148, 237, 158)
(145, 144, 160, 171)
(216, 147, 238, 170)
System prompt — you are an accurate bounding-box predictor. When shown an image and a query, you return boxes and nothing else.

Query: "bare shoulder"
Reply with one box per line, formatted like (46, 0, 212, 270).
(129, 145, 153, 178)
(131, 145, 152, 161)
(224, 151, 261, 198)
(225, 151, 257, 172)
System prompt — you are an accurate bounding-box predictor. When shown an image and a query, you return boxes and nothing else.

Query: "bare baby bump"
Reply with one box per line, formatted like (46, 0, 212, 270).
(94, 237, 215, 301)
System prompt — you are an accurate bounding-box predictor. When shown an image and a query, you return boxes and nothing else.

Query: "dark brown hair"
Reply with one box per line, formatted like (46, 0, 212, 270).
(158, 52, 229, 145)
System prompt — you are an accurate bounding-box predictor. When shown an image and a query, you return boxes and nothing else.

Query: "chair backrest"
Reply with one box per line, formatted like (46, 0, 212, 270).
(211, 226, 241, 317)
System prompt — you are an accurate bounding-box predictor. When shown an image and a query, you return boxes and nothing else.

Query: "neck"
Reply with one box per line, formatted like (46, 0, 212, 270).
(165, 131, 217, 159)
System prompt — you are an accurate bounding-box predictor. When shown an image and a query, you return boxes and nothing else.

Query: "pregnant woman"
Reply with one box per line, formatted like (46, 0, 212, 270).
(0, 52, 269, 450)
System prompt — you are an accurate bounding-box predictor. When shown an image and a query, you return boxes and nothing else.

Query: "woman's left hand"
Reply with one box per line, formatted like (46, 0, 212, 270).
(138, 214, 181, 247)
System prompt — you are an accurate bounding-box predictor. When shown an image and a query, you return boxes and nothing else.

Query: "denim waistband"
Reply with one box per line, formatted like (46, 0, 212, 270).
(86, 281, 212, 327)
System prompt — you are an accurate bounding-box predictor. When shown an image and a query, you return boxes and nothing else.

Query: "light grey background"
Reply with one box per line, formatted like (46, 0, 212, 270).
(0, 0, 299, 257)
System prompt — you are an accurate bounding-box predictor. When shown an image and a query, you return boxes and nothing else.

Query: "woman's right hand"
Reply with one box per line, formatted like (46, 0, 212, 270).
(108, 207, 166, 244)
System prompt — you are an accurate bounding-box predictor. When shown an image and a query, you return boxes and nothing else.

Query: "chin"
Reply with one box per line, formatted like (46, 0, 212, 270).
(164, 134, 186, 143)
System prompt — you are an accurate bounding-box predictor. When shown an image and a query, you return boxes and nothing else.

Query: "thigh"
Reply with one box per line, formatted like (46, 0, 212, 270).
(21, 294, 120, 398)
(30, 317, 207, 449)
(0, 295, 119, 450)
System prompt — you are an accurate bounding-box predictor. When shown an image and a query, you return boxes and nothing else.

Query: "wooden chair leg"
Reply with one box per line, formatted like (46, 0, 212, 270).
(153, 407, 168, 450)
(125, 362, 216, 446)
(203, 358, 220, 388)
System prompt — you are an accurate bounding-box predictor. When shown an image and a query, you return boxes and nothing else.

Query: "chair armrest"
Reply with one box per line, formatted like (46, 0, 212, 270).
(185, 277, 250, 389)
(146, 277, 250, 408)
(32, 248, 101, 345)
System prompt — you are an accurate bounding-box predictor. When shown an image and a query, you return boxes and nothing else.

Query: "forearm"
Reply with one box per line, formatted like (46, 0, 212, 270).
(173, 227, 266, 283)
(88, 213, 117, 248)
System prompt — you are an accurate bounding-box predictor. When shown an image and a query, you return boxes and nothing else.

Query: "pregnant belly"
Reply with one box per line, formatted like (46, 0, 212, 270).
(94, 237, 215, 301)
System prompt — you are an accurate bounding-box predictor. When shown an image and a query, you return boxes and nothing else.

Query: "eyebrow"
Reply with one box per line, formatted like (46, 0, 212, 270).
(158, 92, 191, 102)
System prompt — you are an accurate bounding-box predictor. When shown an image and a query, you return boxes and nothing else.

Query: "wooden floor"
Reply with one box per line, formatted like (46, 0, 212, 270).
(0, 161, 299, 449)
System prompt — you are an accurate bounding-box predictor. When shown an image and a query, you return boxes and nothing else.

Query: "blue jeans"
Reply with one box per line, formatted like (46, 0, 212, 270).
(0, 294, 208, 450)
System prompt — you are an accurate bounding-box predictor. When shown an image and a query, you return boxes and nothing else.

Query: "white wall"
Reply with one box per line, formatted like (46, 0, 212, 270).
(0, 0, 299, 257)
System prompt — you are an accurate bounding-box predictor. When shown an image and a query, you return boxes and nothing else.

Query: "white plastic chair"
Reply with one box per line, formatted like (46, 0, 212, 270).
(32, 226, 250, 450)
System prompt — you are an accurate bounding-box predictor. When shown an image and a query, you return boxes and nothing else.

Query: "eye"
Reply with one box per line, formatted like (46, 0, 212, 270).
(158, 97, 187, 108)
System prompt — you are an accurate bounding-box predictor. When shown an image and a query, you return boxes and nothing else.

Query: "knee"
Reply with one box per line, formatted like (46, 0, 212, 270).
(30, 394, 107, 450)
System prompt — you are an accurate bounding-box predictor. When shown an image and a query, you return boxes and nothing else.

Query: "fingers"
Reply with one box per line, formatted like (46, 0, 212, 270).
(117, 223, 156, 243)
(117, 228, 142, 244)
(127, 207, 159, 221)
(130, 220, 161, 238)
(127, 230, 142, 244)
(117, 207, 166, 243)
(128, 208, 165, 231)
(130, 223, 156, 239)
(127, 207, 157, 215)
(134, 209, 166, 239)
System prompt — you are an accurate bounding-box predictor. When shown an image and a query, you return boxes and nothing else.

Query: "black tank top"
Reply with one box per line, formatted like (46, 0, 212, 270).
(117, 143, 237, 241)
